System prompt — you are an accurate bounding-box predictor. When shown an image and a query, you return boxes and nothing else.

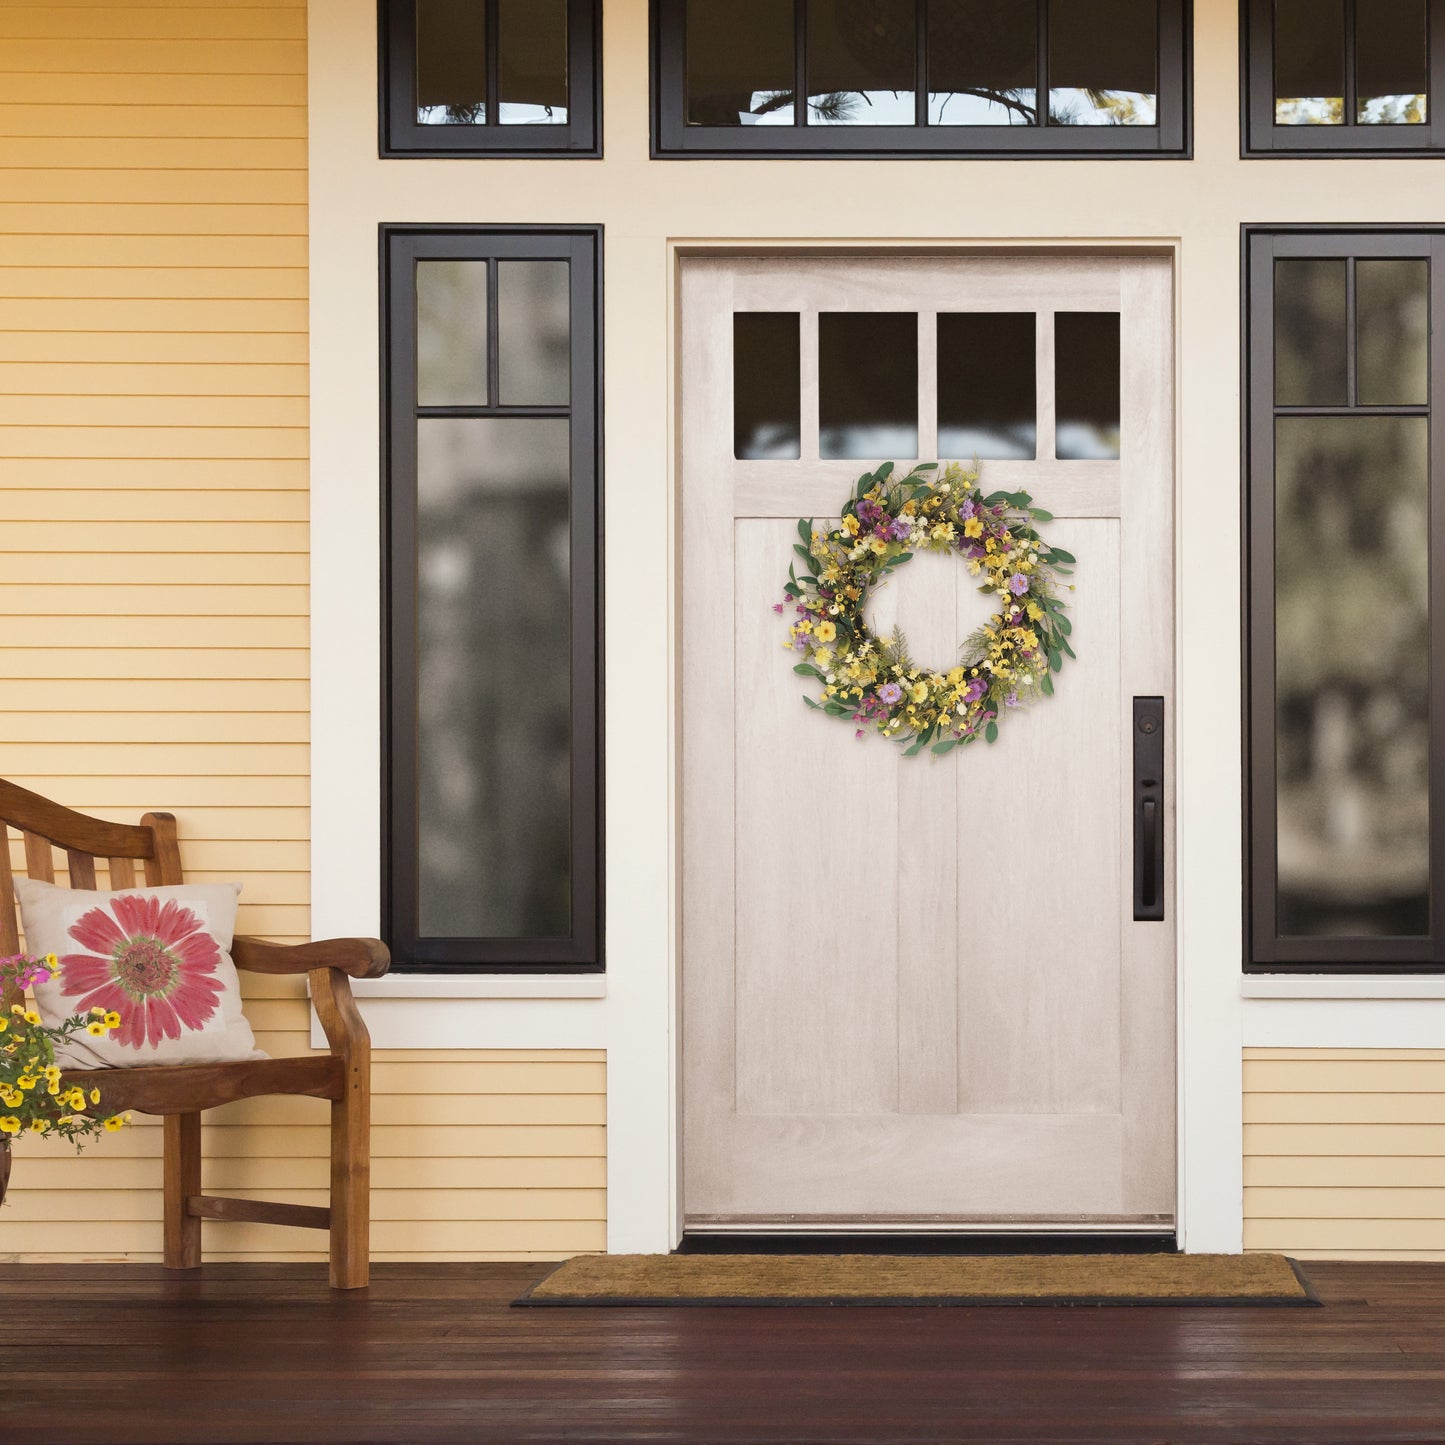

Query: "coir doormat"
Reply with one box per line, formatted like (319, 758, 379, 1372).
(515, 1252, 1319, 1308)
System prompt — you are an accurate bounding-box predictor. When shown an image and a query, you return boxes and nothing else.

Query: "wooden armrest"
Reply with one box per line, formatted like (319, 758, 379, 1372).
(232, 935, 390, 980)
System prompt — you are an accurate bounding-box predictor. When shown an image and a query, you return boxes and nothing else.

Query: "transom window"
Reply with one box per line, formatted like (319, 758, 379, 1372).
(1243, 0, 1445, 155)
(381, 0, 600, 156)
(1245, 229, 1445, 971)
(653, 0, 1191, 157)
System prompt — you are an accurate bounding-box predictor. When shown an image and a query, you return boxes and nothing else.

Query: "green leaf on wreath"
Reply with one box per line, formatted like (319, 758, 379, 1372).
(932, 738, 959, 756)
(985, 721, 999, 744)
(1041, 673, 1054, 697)
(797, 518, 812, 545)
(1049, 547, 1077, 564)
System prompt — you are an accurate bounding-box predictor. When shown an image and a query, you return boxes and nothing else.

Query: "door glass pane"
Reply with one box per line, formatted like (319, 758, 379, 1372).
(415, 417, 573, 939)
(1274, 0, 1345, 125)
(1357, 259, 1429, 406)
(819, 312, 918, 459)
(734, 312, 801, 459)
(1274, 259, 1347, 407)
(938, 312, 1036, 459)
(1274, 416, 1429, 938)
(416, 0, 487, 125)
(687, 0, 796, 125)
(497, 260, 570, 406)
(928, 0, 1038, 126)
(1054, 312, 1120, 459)
(1048, 0, 1157, 126)
(1356, 0, 1428, 124)
(416, 260, 489, 407)
(806, 0, 916, 126)
(498, 0, 568, 124)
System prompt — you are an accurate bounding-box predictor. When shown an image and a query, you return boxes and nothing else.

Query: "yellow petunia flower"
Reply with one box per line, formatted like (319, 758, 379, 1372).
(104, 1012, 121, 1029)
(87, 1023, 107, 1037)
(22, 1011, 40, 1027)
(89, 1088, 101, 1105)
(29, 1118, 49, 1134)
(16, 1076, 35, 1091)
(0, 1117, 18, 1135)
(104, 1116, 126, 1133)
(90, 1007, 107, 1018)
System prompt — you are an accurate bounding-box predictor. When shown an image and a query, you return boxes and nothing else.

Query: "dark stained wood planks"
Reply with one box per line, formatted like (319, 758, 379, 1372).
(0, 1261, 1444, 1442)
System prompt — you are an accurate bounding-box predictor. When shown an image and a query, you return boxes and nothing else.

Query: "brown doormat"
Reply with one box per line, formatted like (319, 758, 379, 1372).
(515, 1252, 1319, 1308)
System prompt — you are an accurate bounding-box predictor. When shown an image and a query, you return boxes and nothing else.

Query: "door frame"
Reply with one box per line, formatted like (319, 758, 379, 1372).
(666, 238, 1214, 1249)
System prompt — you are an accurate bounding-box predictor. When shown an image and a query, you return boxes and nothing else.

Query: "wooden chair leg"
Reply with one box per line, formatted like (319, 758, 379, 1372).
(328, 1053, 371, 1289)
(163, 1112, 202, 1269)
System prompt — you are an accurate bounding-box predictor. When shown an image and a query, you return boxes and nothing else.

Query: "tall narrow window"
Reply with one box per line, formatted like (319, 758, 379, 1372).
(1246, 230, 1444, 972)
(382, 0, 600, 156)
(653, 0, 1190, 156)
(1244, 0, 1443, 155)
(384, 228, 602, 971)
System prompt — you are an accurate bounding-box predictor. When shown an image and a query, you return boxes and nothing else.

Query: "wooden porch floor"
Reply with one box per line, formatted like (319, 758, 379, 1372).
(5, 1261, 1445, 1442)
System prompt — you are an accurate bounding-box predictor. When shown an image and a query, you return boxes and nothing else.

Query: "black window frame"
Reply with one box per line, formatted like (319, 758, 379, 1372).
(381, 224, 604, 973)
(1244, 225, 1445, 974)
(380, 0, 602, 158)
(651, 0, 1192, 159)
(1242, 0, 1445, 157)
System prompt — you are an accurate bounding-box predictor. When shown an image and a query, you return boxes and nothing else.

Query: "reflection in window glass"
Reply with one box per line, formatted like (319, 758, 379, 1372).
(498, 261, 571, 406)
(415, 417, 573, 939)
(1055, 313, 1120, 459)
(416, 261, 489, 406)
(1274, 259, 1348, 407)
(416, 0, 488, 124)
(928, 0, 1037, 125)
(806, 0, 916, 126)
(1274, 0, 1345, 124)
(1357, 260, 1430, 406)
(819, 312, 918, 459)
(734, 313, 801, 459)
(498, 0, 568, 124)
(937, 313, 1036, 459)
(1048, 0, 1157, 126)
(1356, 0, 1428, 124)
(1274, 416, 1429, 937)
(686, 0, 796, 125)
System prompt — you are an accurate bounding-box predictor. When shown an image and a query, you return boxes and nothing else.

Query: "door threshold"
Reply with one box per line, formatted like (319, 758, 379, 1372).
(676, 1231, 1179, 1256)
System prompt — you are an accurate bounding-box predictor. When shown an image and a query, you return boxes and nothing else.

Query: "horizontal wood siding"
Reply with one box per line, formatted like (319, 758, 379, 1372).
(0, 0, 604, 1263)
(1245, 1049, 1445, 1260)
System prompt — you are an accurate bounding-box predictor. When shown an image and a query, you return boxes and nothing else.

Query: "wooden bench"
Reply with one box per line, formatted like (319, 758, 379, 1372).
(0, 777, 389, 1288)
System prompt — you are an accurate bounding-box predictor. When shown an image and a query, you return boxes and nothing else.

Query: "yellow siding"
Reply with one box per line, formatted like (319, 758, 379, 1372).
(1244, 1049, 1445, 1260)
(0, 1, 604, 1262)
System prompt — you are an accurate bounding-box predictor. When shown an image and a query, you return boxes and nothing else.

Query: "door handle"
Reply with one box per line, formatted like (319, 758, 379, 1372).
(1133, 697, 1165, 922)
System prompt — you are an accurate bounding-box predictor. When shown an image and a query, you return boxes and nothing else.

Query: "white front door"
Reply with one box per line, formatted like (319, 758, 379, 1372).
(680, 252, 1176, 1229)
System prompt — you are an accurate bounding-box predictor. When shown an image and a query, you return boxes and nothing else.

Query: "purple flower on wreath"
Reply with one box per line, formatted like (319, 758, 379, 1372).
(856, 500, 884, 527)
(1008, 573, 1030, 596)
(772, 602, 785, 614)
(878, 682, 904, 706)
(958, 499, 977, 520)
(963, 678, 988, 704)
(792, 635, 810, 654)
(1004, 690, 1020, 708)
(964, 544, 986, 561)
(887, 517, 913, 541)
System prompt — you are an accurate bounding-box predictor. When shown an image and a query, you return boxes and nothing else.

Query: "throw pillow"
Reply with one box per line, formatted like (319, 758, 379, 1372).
(15, 878, 266, 1069)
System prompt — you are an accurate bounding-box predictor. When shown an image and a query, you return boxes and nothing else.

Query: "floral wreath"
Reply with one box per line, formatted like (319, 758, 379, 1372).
(779, 461, 1075, 756)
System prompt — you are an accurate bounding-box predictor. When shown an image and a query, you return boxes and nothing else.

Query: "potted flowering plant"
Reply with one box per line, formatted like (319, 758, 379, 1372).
(0, 953, 128, 1206)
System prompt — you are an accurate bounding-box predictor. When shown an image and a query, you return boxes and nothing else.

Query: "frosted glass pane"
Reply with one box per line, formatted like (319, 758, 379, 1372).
(498, 261, 570, 406)
(416, 260, 489, 407)
(1275, 416, 1429, 937)
(1274, 259, 1347, 407)
(1357, 259, 1429, 406)
(415, 417, 572, 938)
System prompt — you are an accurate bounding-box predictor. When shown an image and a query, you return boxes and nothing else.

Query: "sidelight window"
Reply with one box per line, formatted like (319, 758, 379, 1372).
(383, 227, 602, 970)
(381, 0, 600, 156)
(653, 0, 1191, 156)
(1245, 229, 1445, 971)
(1243, 0, 1445, 155)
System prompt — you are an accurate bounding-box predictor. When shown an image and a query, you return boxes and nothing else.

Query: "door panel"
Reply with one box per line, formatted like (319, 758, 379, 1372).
(681, 253, 1175, 1228)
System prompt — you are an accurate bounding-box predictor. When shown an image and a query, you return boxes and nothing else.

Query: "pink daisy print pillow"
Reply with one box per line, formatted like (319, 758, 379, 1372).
(15, 879, 265, 1069)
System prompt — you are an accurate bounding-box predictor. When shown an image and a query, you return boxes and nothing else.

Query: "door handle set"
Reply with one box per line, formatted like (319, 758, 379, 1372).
(1133, 697, 1165, 922)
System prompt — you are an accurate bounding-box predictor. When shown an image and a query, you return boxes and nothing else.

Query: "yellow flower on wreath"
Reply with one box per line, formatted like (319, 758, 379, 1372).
(815, 621, 837, 643)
